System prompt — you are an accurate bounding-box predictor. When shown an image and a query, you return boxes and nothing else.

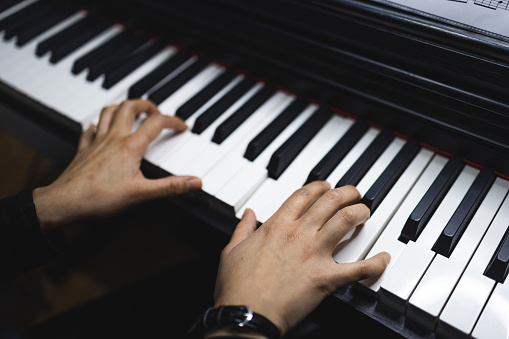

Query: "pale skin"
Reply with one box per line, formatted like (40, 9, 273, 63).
(30, 99, 390, 338)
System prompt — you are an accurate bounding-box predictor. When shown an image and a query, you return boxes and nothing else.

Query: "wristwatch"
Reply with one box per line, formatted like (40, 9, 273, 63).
(187, 305, 280, 339)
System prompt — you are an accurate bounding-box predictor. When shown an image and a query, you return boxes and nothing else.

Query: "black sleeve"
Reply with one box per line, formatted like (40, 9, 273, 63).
(0, 188, 67, 280)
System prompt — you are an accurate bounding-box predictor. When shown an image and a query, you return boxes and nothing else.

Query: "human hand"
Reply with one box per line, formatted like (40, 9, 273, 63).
(33, 99, 202, 230)
(210, 182, 390, 337)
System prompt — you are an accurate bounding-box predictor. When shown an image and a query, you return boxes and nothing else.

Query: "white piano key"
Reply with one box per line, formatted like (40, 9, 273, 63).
(437, 188, 509, 339)
(406, 177, 509, 330)
(325, 127, 379, 187)
(0, 11, 85, 80)
(143, 74, 243, 168)
(358, 154, 449, 296)
(333, 147, 434, 264)
(215, 100, 315, 214)
(378, 165, 479, 314)
(472, 276, 509, 339)
(355, 137, 405, 196)
(184, 91, 292, 180)
(161, 82, 263, 175)
(239, 113, 351, 222)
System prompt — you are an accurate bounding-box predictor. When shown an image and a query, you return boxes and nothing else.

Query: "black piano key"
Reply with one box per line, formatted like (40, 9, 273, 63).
(212, 84, 277, 144)
(335, 129, 394, 188)
(399, 155, 464, 244)
(148, 58, 209, 105)
(127, 48, 189, 99)
(176, 68, 237, 121)
(0, 0, 47, 34)
(485, 226, 509, 283)
(432, 167, 495, 258)
(102, 40, 165, 89)
(267, 106, 332, 180)
(305, 119, 368, 184)
(36, 13, 111, 63)
(361, 138, 420, 213)
(0, 0, 23, 14)
(71, 27, 133, 75)
(3, 1, 60, 41)
(192, 76, 256, 134)
(86, 34, 149, 82)
(244, 96, 308, 162)
(15, 4, 76, 46)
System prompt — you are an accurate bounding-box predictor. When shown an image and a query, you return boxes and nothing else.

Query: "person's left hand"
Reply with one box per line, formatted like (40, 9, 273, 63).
(33, 99, 202, 230)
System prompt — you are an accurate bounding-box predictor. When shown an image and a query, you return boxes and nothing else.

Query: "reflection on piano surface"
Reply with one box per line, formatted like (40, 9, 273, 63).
(1, 0, 509, 338)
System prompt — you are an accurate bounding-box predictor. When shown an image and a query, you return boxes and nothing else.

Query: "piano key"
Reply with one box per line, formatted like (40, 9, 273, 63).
(358, 154, 449, 296)
(178, 88, 288, 179)
(201, 92, 294, 195)
(267, 106, 332, 180)
(192, 75, 256, 134)
(148, 57, 209, 105)
(335, 128, 394, 188)
(484, 225, 509, 283)
(215, 102, 314, 214)
(333, 147, 434, 265)
(86, 33, 150, 82)
(175, 68, 237, 120)
(238, 113, 352, 222)
(36, 12, 112, 63)
(378, 165, 479, 314)
(102, 40, 165, 89)
(71, 26, 134, 75)
(305, 118, 368, 184)
(432, 167, 495, 257)
(361, 138, 420, 213)
(212, 84, 277, 144)
(144, 73, 243, 169)
(0, 0, 47, 34)
(399, 155, 464, 244)
(472, 271, 509, 339)
(159, 80, 262, 175)
(437, 187, 509, 338)
(244, 96, 308, 162)
(406, 177, 509, 330)
(14, 3, 76, 46)
(0, 0, 25, 15)
(127, 47, 189, 99)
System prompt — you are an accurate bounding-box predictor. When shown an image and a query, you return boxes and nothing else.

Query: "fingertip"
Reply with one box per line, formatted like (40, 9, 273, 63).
(185, 176, 202, 191)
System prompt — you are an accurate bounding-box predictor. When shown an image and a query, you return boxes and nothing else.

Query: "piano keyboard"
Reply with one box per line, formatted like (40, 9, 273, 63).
(1, 1, 509, 338)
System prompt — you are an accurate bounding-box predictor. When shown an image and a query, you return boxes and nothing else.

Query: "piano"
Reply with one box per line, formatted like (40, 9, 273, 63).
(1, 0, 509, 337)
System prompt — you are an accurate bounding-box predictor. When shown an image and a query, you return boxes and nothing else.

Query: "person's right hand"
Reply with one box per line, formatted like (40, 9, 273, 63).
(209, 182, 390, 338)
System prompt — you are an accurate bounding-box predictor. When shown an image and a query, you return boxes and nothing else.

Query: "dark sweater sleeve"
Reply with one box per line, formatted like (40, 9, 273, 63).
(0, 188, 67, 280)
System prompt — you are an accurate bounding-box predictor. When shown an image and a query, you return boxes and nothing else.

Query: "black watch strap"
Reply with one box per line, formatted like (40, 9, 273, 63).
(187, 305, 280, 339)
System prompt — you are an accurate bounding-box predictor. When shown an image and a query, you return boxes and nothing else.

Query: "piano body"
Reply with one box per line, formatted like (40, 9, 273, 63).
(1, 0, 509, 337)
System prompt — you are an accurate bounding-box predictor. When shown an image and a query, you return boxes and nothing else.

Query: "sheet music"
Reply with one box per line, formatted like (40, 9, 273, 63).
(371, 0, 509, 41)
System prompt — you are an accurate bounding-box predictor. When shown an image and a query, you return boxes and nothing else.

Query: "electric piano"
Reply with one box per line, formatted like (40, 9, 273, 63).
(1, 0, 509, 337)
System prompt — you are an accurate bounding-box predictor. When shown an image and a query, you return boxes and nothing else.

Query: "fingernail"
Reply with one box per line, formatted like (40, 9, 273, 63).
(382, 252, 391, 264)
(186, 177, 202, 191)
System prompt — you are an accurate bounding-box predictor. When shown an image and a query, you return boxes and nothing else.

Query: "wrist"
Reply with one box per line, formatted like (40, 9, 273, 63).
(33, 186, 73, 231)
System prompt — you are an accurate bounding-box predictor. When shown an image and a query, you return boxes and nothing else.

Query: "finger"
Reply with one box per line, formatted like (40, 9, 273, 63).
(132, 114, 187, 150)
(225, 208, 257, 253)
(110, 99, 161, 134)
(317, 203, 370, 249)
(332, 252, 390, 287)
(273, 181, 330, 221)
(300, 185, 361, 229)
(137, 175, 202, 202)
(96, 105, 118, 137)
(78, 124, 96, 151)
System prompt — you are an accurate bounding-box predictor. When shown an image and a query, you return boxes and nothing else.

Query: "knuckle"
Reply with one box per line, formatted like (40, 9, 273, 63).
(338, 207, 357, 225)
(294, 186, 312, 199)
(325, 188, 344, 204)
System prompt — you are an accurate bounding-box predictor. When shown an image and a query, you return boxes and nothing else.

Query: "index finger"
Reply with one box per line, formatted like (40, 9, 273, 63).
(271, 181, 330, 221)
(110, 99, 161, 135)
(132, 113, 187, 150)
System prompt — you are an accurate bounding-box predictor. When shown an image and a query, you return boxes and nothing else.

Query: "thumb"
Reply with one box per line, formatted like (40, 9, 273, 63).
(140, 175, 202, 200)
(225, 208, 257, 253)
